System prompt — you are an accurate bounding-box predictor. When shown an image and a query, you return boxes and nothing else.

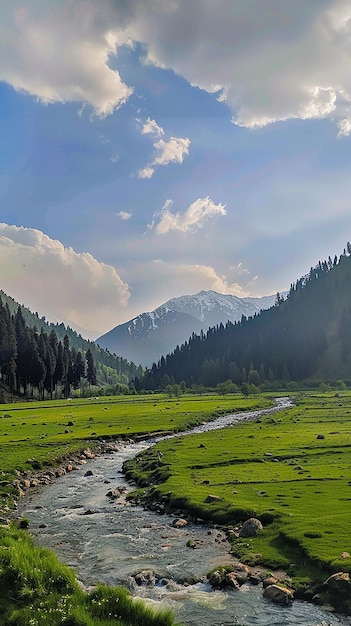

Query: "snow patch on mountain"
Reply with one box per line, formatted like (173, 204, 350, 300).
(96, 290, 283, 366)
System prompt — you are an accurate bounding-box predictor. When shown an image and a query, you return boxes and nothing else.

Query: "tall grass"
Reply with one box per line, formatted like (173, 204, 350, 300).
(0, 524, 180, 626)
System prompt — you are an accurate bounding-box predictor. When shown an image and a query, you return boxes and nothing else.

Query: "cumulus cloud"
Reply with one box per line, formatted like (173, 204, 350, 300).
(0, 1, 132, 116)
(153, 136, 190, 166)
(137, 116, 190, 178)
(124, 259, 252, 316)
(126, 0, 351, 130)
(140, 117, 164, 137)
(153, 197, 227, 234)
(117, 211, 132, 220)
(4, 2, 351, 130)
(338, 117, 351, 136)
(0, 224, 130, 337)
(138, 166, 155, 179)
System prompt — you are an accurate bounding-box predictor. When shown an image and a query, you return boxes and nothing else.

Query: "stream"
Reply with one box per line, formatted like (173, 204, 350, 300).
(19, 398, 351, 625)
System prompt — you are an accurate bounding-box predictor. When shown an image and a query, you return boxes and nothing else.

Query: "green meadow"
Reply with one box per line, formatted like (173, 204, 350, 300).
(124, 392, 351, 599)
(0, 393, 270, 508)
(0, 393, 270, 625)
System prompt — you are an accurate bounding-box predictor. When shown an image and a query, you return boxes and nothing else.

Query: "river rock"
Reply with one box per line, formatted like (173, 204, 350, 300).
(225, 572, 241, 589)
(264, 584, 294, 606)
(83, 448, 95, 459)
(208, 565, 250, 590)
(230, 563, 250, 585)
(186, 538, 204, 549)
(323, 571, 351, 593)
(208, 570, 225, 588)
(134, 569, 156, 586)
(239, 517, 263, 537)
(172, 517, 188, 528)
(106, 486, 126, 499)
(262, 575, 279, 588)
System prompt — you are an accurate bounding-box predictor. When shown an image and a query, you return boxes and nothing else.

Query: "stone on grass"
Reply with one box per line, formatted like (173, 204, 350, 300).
(239, 517, 263, 538)
(205, 494, 221, 503)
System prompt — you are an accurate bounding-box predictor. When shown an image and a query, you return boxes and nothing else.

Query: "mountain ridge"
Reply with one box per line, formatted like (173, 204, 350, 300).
(96, 290, 281, 366)
(137, 249, 351, 390)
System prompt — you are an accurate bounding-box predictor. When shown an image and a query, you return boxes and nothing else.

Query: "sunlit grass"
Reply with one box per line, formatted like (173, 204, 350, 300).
(0, 392, 271, 625)
(0, 524, 180, 626)
(124, 392, 351, 590)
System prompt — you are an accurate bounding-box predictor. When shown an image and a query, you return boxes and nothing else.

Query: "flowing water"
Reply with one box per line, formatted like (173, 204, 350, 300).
(19, 398, 351, 625)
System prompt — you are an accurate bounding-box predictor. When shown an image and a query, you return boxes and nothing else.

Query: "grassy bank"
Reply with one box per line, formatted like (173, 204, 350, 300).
(123, 392, 351, 608)
(0, 393, 271, 511)
(0, 523, 178, 626)
(0, 392, 270, 625)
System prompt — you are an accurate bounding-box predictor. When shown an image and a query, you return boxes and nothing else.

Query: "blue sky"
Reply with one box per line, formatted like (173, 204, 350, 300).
(1, 1, 351, 339)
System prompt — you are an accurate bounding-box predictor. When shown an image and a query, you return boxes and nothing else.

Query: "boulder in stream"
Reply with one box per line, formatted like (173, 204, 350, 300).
(133, 569, 157, 586)
(264, 584, 294, 606)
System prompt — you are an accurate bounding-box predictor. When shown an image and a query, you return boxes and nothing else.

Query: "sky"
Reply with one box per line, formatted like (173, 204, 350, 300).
(1, 0, 351, 340)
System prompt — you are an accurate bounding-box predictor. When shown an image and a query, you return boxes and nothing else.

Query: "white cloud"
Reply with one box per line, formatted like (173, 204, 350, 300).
(153, 197, 227, 234)
(230, 262, 250, 276)
(138, 166, 155, 179)
(3, 2, 351, 130)
(338, 117, 351, 136)
(117, 211, 132, 220)
(138, 116, 190, 178)
(110, 153, 120, 163)
(0, 224, 130, 337)
(123, 259, 253, 317)
(141, 117, 164, 137)
(127, 0, 351, 130)
(153, 136, 190, 166)
(0, 1, 132, 116)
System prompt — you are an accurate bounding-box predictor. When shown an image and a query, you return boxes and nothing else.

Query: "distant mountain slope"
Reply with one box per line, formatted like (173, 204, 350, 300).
(0, 290, 142, 385)
(138, 250, 351, 389)
(96, 291, 279, 366)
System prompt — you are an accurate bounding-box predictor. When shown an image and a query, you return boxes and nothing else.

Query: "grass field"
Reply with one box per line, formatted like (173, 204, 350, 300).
(1, 390, 351, 615)
(0, 393, 271, 510)
(123, 392, 351, 602)
(0, 392, 271, 625)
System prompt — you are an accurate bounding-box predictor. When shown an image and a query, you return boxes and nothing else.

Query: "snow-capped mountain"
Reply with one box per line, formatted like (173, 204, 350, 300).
(165, 290, 279, 327)
(96, 290, 281, 366)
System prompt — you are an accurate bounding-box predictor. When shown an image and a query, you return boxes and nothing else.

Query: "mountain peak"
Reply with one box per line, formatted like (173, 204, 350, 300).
(96, 290, 280, 366)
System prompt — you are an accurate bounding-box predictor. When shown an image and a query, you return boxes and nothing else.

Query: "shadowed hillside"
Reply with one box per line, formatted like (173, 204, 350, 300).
(137, 247, 351, 390)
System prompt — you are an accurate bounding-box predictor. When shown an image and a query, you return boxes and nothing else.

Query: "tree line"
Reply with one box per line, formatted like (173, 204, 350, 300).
(0, 289, 144, 388)
(135, 246, 351, 391)
(0, 300, 97, 400)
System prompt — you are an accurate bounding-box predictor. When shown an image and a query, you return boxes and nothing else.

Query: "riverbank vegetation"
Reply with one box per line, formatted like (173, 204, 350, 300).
(0, 393, 270, 512)
(123, 392, 351, 609)
(0, 393, 270, 625)
(0, 524, 177, 626)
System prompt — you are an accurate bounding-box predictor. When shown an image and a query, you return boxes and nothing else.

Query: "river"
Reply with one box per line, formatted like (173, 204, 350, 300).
(18, 398, 351, 625)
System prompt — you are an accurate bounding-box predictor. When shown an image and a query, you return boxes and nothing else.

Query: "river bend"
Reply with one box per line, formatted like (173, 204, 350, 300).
(19, 398, 351, 625)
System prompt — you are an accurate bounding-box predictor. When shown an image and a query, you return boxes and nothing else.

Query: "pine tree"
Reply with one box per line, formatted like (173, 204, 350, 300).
(86, 349, 97, 387)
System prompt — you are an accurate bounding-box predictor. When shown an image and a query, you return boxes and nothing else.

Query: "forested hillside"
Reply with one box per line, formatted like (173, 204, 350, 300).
(137, 247, 351, 390)
(0, 292, 143, 400)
